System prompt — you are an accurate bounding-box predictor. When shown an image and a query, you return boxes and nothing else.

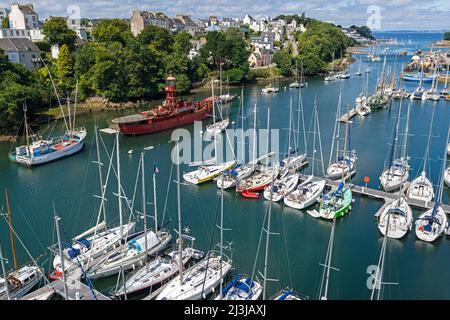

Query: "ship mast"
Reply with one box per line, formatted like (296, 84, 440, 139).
(5, 189, 18, 273)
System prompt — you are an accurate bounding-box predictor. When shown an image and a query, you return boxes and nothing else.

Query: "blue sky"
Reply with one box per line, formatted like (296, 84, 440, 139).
(1, 0, 449, 30)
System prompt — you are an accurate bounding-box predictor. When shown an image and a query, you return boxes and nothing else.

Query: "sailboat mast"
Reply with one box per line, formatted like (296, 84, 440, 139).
(141, 152, 148, 268)
(5, 189, 18, 272)
(23, 103, 30, 147)
(153, 166, 158, 234)
(176, 140, 183, 284)
(211, 80, 216, 126)
(323, 218, 336, 300)
(54, 213, 69, 300)
(288, 97, 292, 156)
(262, 169, 275, 300)
(72, 80, 78, 139)
(312, 99, 317, 176)
(267, 107, 270, 154)
(116, 133, 123, 240)
(94, 127, 107, 228)
(422, 105, 436, 173)
(241, 88, 245, 163)
(219, 171, 224, 298)
(0, 243, 10, 300)
(67, 96, 72, 134)
(252, 103, 257, 171)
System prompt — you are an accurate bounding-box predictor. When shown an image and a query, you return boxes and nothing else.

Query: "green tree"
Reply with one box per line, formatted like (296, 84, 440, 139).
(2, 17, 9, 28)
(56, 44, 74, 94)
(172, 32, 192, 56)
(137, 25, 174, 53)
(42, 17, 77, 50)
(444, 32, 450, 41)
(91, 19, 133, 46)
(272, 50, 292, 76)
(0, 50, 41, 134)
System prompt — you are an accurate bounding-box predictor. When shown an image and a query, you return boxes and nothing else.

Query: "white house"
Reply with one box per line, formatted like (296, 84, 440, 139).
(242, 14, 256, 26)
(8, 3, 38, 30)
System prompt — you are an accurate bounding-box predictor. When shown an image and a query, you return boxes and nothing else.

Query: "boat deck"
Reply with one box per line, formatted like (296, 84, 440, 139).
(297, 174, 450, 214)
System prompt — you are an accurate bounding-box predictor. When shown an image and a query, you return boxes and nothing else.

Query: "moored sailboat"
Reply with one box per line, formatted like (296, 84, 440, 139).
(406, 105, 436, 203)
(415, 127, 450, 242)
(0, 190, 43, 300)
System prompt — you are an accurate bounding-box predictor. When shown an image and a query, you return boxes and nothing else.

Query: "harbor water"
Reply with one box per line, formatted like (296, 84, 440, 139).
(0, 31, 449, 300)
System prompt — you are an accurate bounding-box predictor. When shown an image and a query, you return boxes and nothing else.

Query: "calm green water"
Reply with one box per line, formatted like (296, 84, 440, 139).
(1, 47, 450, 300)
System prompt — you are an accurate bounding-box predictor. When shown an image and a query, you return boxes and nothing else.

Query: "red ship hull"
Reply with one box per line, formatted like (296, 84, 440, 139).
(117, 108, 212, 136)
(112, 75, 217, 136)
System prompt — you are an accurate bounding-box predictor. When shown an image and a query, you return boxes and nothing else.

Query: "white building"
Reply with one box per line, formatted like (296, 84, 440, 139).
(8, 3, 39, 29)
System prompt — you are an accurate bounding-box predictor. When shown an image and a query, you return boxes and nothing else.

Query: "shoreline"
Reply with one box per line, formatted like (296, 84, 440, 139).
(2, 56, 357, 140)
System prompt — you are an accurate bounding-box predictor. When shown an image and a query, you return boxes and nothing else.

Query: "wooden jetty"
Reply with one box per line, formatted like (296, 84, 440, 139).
(339, 107, 358, 122)
(21, 269, 110, 301)
(348, 50, 411, 56)
(297, 173, 450, 214)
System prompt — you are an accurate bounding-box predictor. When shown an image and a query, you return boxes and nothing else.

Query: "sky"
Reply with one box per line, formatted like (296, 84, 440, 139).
(0, 0, 449, 31)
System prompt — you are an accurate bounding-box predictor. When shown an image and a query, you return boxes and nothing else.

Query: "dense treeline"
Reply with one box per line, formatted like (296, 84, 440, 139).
(296, 20, 356, 75)
(444, 32, 450, 41)
(269, 19, 357, 77)
(0, 16, 356, 135)
(0, 50, 42, 135)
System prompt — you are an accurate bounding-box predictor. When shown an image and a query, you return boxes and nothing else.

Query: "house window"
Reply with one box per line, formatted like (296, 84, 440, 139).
(25, 18, 28, 23)
(32, 16, 36, 21)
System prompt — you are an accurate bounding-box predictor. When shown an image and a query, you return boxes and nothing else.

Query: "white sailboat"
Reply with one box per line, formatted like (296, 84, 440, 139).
(422, 65, 440, 101)
(281, 91, 308, 172)
(186, 80, 236, 185)
(356, 72, 371, 116)
(216, 89, 254, 190)
(115, 156, 196, 297)
(157, 140, 231, 300)
(237, 107, 279, 196)
(284, 100, 326, 210)
(51, 130, 136, 275)
(377, 196, 413, 239)
(326, 96, 357, 180)
(380, 99, 410, 192)
(410, 63, 425, 100)
(415, 127, 450, 242)
(206, 79, 230, 135)
(406, 105, 436, 203)
(0, 190, 43, 300)
(263, 173, 299, 202)
(439, 66, 449, 98)
(217, 171, 261, 301)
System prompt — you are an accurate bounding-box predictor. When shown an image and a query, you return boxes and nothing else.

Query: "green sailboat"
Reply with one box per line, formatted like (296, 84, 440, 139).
(319, 111, 353, 220)
(367, 55, 390, 109)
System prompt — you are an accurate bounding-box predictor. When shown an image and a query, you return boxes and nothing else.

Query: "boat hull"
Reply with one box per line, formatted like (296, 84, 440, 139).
(118, 109, 211, 136)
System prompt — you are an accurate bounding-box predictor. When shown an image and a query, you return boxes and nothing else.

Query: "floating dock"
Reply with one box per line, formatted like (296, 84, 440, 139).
(297, 173, 450, 214)
(339, 107, 358, 122)
(21, 269, 110, 301)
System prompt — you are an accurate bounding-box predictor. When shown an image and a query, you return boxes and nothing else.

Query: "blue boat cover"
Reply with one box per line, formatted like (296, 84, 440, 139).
(277, 290, 292, 300)
(77, 238, 91, 249)
(222, 274, 241, 295)
(68, 247, 81, 259)
(389, 208, 406, 217)
(128, 239, 142, 252)
(225, 170, 238, 177)
(236, 277, 254, 293)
